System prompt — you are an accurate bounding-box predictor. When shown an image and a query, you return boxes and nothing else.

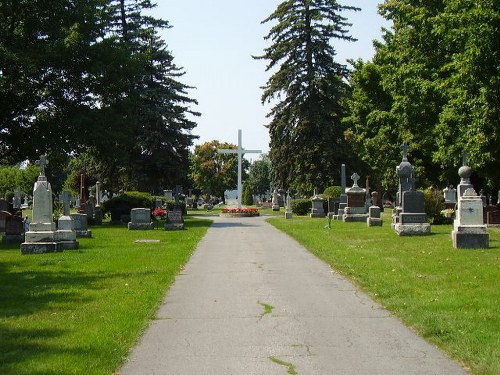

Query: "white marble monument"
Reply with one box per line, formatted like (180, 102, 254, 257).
(21, 156, 62, 254)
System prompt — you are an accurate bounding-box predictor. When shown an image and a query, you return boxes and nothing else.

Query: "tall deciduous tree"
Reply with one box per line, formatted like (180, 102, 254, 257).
(347, 1, 500, 192)
(255, 0, 360, 194)
(189, 141, 249, 203)
(247, 154, 273, 199)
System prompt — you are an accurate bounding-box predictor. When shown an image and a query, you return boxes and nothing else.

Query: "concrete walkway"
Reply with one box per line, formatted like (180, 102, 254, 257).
(120, 215, 468, 375)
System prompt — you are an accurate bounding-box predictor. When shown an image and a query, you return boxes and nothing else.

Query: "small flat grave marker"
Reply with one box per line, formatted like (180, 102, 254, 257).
(134, 239, 161, 243)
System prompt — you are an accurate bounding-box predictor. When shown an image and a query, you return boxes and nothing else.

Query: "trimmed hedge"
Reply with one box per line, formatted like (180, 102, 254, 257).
(291, 199, 311, 216)
(102, 192, 155, 222)
(323, 185, 342, 198)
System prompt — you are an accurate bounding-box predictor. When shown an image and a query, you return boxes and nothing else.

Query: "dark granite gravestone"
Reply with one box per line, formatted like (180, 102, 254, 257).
(402, 191, 425, 213)
(392, 143, 430, 236)
(165, 210, 184, 230)
(347, 194, 364, 208)
(0, 210, 11, 233)
(4, 215, 24, 242)
(487, 210, 500, 225)
(0, 199, 8, 212)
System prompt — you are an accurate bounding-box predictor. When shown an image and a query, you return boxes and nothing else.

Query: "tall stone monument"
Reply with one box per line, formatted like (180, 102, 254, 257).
(452, 155, 489, 249)
(21, 156, 62, 254)
(342, 173, 368, 222)
(392, 143, 431, 236)
(310, 189, 325, 218)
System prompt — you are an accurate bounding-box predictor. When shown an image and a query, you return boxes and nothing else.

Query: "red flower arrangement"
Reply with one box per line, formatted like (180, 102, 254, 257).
(152, 208, 167, 219)
(221, 208, 259, 214)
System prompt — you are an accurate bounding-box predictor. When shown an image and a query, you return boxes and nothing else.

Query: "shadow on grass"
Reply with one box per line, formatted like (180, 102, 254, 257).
(0, 264, 105, 319)
(0, 325, 70, 374)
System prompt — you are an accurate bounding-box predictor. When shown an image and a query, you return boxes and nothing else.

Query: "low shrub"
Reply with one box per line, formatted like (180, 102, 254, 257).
(102, 191, 155, 222)
(424, 187, 452, 224)
(291, 199, 311, 215)
(323, 186, 342, 198)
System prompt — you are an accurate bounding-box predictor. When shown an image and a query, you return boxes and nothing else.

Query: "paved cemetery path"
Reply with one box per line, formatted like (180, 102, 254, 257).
(120, 215, 468, 375)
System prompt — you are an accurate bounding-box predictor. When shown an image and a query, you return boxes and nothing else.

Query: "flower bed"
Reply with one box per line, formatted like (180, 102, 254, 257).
(220, 208, 260, 217)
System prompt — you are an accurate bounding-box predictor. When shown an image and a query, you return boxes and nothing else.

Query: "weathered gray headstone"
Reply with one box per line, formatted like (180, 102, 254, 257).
(165, 210, 184, 230)
(70, 213, 92, 237)
(452, 188, 489, 249)
(128, 208, 154, 230)
(367, 205, 383, 227)
(4, 215, 24, 242)
(443, 186, 457, 204)
(310, 191, 325, 218)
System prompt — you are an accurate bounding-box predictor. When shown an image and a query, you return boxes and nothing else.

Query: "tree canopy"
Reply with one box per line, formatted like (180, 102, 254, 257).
(0, 0, 198, 192)
(345, 0, 500, 192)
(189, 140, 250, 203)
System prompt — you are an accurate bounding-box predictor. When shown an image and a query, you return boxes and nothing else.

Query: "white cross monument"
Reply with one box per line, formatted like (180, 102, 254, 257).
(218, 129, 261, 208)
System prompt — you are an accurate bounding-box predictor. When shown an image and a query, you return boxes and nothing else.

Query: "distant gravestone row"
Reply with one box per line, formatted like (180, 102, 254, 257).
(296, 142, 491, 250)
(17, 155, 188, 255)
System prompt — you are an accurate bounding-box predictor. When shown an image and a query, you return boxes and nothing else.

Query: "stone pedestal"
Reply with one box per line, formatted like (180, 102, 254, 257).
(21, 168, 63, 254)
(452, 188, 489, 249)
(367, 206, 383, 227)
(310, 195, 325, 218)
(57, 215, 79, 250)
(343, 176, 367, 222)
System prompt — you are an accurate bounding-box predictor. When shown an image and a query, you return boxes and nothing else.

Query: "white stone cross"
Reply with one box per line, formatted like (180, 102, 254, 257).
(218, 129, 261, 208)
(36, 155, 49, 176)
(351, 172, 360, 187)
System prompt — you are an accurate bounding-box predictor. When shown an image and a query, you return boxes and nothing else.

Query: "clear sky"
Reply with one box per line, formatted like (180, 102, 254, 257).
(155, 1, 388, 158)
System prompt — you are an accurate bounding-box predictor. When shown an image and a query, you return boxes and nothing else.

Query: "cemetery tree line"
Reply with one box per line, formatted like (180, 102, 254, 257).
(257, 0, 499, 196)
(0, 0, 198, 192)
(344, 0, 500, 192)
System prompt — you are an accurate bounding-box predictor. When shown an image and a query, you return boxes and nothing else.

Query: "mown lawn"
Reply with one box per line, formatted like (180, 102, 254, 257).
(267, 212, 499, 375)
(0, 217, 211, 375)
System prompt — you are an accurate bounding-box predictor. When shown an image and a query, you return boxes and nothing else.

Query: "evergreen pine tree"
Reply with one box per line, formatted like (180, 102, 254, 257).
(255, 0, 360, 193)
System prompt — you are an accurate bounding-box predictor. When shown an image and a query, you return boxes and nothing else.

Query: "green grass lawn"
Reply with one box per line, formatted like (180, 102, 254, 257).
(0, 217, 211, 375)
(267, 212, 499, 375)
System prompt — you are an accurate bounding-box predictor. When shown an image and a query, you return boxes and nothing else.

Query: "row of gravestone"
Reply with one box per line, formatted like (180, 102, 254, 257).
(19, 156, 187, 255)
(128, 208, 184, 231)
(281, 143, 490, 249)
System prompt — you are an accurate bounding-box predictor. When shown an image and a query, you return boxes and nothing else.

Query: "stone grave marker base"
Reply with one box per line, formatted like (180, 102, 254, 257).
(394, 223, 431, 236)
(367, 217, 383, 227)
(128, 222, 154, 230)
(21, 242, 62, 255)
(343, 214, 369, 222)
(452, 227, 489, 249)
